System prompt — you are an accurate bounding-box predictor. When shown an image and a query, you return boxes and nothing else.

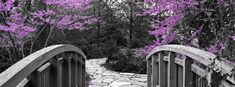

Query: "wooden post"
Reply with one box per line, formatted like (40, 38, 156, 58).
(45, 71, 50, 87)
(37, 63, 51, 87)
(167, 52, 176, 87)
(68, 55, 72, 87)
(82, 58, 86, 87)
(147, 58, 152, 87)
(77, 56, 83, 87)
(183, 57, 193, 87)
(159, 52, 167, 87)
(37, 71, 43, 87)
(70, 54, 76, 87)
(152, 55, 157, 86)
(177, 66, 183, 87)
(57, 58, 63, 87)
(62, 54, 69, 87)
(74, 54, 79, 87)
(49, 58, 58, 87)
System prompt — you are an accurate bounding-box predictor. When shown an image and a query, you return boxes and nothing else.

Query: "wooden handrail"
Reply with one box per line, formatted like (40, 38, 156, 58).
(146, 45, 216, 66)
(146, 45, 235, 87)
(0, 44, 86, 87)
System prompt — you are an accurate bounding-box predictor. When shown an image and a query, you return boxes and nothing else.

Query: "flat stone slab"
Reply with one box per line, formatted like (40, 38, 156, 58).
(86, 58, 147, 87)
(109, 81, 132, 87)
(131, 78, 147, 82)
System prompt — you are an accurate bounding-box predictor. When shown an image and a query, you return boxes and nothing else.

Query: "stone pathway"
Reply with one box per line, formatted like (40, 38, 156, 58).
(86, 58, 147, 87)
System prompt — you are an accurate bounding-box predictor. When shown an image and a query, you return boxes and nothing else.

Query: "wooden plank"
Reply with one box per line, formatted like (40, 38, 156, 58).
(159, 52, 167, 87)
(152, 55, 157, 86)
(174, 57, 184, 66)
(167, 52, 176, 87)
(183, 57, 193, 87)
(37, 63, 51, 73)
(147, 58, 151, 87)
(191, 64, 206, 77)
(155, 56, 184, 67)
(16, 78, 29, 87)
(220, 80, 235, 87)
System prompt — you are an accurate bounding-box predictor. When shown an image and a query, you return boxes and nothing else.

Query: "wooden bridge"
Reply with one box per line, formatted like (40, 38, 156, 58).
(0, 44, 235, 87)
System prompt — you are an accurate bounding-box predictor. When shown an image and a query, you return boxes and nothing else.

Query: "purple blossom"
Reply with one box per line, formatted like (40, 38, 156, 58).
(2, 0, 15, 11)
(43, 0, 92, 9)
(57, 16, 73, 27)
(207, 43, 225, 54)
(231, 35, 235, 41)
(150, 27, 167, 36)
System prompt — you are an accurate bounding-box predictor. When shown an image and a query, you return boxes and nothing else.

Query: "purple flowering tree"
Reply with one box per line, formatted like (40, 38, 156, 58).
(0, 0, 96, 60)
(141, 0, 198, 54)
(142, 0, 235, 60)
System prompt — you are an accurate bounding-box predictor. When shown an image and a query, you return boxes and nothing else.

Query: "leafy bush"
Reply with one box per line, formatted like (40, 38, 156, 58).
(102, 47, 146, 74)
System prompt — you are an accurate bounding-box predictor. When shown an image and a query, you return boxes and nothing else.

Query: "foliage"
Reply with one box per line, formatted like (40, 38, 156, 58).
(142, 0, 235, 60)
(101, 0, 152, 73)
(0, 0, 95, 72)
(102, 47, 146, 74)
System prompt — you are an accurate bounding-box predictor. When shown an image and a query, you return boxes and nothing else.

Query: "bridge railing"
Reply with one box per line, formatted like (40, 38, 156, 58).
(146, 45, 235, 87)
(0, 44, 86, 87)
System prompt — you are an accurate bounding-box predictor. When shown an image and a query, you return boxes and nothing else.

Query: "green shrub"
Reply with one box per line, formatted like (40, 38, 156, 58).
(102, 47, 146, 74)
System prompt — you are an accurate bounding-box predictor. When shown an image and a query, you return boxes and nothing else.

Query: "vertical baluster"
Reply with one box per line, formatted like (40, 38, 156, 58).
(77, 56, 83, 87)
(75, 58, 78, 87)
(147, 58, 151, 87)
(49, 58, 58, 87)
(74, 54, 79, 87)
(57, 57, 63, 87)
(159, 51, 167, 87)
(167, 52, 176, 87)
(45, 71, 50, 87)
(68, 54, 72, 87)
(70, 53, 76, 87)
(195, 74, 198, 87)
(152, 55, 157, 86)
(37, 71, 43, 87)
(201, 78, 203, 87)
(82, 58, 86, 87)
(156, 60, 159, 85)
(192, 73, 196, 87)
(37, 63, 51, 87)
(183, 57, 193, 87)
(178, 65, 183, 87)
(62, 53, 69, 87)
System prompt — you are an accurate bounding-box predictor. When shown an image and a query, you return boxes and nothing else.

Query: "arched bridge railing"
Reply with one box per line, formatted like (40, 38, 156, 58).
(146, 45, 235, 87)
(0, 44, 86, 87)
